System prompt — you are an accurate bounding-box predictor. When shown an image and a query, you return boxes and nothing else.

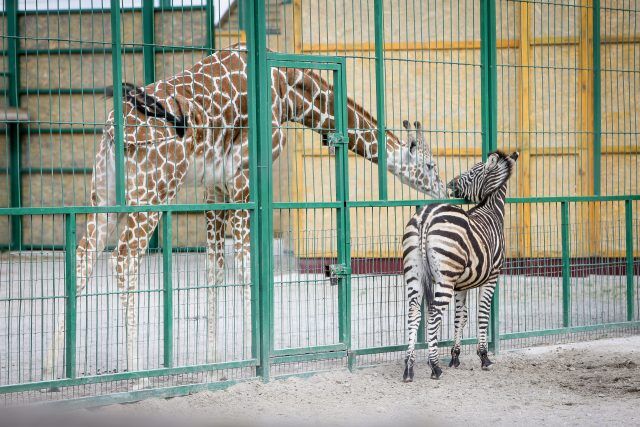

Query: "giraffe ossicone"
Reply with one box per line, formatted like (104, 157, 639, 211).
(44, 44, 446, 380)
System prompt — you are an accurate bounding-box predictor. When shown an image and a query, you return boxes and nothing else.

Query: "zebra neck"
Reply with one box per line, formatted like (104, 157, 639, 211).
(469, 184, 507, 225)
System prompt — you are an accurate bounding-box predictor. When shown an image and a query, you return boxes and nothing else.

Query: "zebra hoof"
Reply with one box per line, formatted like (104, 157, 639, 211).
(430, 364, 442, 380)
(479, 351, 494, 370)
(449, 355, 460, 368)
(403, 365, 414, 382)
(449, 348, 461, 368)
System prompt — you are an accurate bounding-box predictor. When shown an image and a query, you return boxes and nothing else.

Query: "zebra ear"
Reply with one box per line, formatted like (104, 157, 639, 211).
(486, 153, 499, 169)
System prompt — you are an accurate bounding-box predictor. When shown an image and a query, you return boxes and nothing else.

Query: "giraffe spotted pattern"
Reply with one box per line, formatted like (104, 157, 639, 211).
(45, 44, 447, 379)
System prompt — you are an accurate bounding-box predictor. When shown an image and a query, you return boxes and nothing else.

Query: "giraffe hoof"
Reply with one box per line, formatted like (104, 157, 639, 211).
(403, 365, 414, 382)
(430, 364, 442, 380)
(449, 355, 461, 368)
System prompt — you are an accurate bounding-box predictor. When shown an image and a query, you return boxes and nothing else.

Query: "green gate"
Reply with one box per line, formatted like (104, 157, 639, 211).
(265, 54, 352, 369)
(0, 0, 638, 406)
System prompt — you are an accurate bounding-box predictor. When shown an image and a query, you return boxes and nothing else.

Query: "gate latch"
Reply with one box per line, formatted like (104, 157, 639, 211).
(325, 263, 351, 286)
(324, 133, 349, 148)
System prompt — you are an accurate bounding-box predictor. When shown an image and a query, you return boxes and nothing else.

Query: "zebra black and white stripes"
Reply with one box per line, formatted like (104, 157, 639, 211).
(403, 150, 519, 381)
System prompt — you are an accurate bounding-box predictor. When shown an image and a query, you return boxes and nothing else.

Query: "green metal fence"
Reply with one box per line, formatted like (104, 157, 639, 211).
(0, 0, 638, 406)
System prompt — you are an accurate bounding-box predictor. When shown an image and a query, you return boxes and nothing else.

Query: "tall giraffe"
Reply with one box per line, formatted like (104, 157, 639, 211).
(44, 44, 446, 379)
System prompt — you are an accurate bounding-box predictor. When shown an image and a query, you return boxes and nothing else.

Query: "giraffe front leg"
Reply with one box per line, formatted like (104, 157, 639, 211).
(426, 282, 454, 380)
(110, 211, 161, 375)
(449, 289, 468, 368)
(477, 282, 497, 370)
(204, 204, 228, 364)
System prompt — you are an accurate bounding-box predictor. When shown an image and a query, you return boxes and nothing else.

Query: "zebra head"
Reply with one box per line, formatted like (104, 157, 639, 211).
(447, 150, 519, 202)
(387, 120, 447, 198)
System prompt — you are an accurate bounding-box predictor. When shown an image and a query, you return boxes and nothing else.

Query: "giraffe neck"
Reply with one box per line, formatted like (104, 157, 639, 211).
(279, 68, 403, 170)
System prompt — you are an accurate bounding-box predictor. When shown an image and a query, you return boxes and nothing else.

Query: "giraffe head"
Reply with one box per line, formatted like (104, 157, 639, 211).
(387, 120, 447, 198)
(447, 150, 519, 203)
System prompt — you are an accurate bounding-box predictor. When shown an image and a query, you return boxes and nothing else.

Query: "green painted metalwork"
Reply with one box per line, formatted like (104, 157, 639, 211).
(0, 359, 258, 394)
(162, 212, 173, 368)
(592, 0, 601, 195)
(64, 213, 77, 379)
(206, 0, 216, 51)
(6, 0, 21, 250)
(626, 200, 635, 322)
(374, 0, 387, 200)
(0, 0, 639, 407)
(110, 0, 125, 206)
(247, 0, 272, 381)
(561, 202, 571, 327)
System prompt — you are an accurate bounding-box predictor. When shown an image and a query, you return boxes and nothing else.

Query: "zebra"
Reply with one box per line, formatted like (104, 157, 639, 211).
(402, 148, 519, 381)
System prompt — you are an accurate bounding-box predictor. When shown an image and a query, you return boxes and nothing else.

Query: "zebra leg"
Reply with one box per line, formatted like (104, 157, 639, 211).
(403, 275, 424, 382)
(449, 289, 468, 368)
(426, 282, 454, 379)
(477, 282, 497, 370)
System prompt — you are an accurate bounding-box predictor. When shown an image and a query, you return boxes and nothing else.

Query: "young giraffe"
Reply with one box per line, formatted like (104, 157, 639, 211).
(44, 43, 446, 379)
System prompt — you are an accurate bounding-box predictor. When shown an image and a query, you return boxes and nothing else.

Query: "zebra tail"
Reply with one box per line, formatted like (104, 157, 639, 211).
(421, 245, 434, 308)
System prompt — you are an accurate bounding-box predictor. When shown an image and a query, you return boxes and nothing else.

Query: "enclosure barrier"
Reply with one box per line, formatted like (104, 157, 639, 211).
(0, 0, 638, 406)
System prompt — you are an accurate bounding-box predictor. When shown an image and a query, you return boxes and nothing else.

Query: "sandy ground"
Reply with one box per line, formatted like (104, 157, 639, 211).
(70, 335, 640, 427)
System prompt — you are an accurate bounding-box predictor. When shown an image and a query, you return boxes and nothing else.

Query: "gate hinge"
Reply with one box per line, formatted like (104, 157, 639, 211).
(325, 133, 349, 147)
(325, 263, 351, 285)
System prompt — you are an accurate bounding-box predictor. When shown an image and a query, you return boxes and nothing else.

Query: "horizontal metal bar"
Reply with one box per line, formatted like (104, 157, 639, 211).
(273, 201, 342, 209)
(0, 358, 258, 394)
(347, 194, 640, 208)
(270, 350, 347, 364)
(267, 52, 346, 66)
(33, 377, 255, 411)
(271, 343, 347, 356)
(498, 321, 640, 341)
(0, 202, 256, 216)
(350, 337, 478, 356)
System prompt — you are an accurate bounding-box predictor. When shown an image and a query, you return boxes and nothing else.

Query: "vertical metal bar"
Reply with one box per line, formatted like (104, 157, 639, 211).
(625, 200, 634, 322)
(65, 214, 77, 379)
(374, 0, 388, 199)
(7, 0, 21, 250)
(206, 0, 216, 51)
(110, 0, 126, 206)
(246, 0, 271, 381)
(561, 201, 571, 327)
(162, 211, 174, 367)
(334, 62, 351, 351)
(143, 0, 160, 251)
(482, 0, 499, 353)
(592, 0, 601, 195)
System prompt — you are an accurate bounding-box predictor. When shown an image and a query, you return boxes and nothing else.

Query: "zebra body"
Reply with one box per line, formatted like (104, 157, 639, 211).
(403, 150, 519, 381)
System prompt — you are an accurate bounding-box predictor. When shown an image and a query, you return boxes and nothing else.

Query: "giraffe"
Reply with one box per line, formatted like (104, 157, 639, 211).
(44, 43, 447, 381)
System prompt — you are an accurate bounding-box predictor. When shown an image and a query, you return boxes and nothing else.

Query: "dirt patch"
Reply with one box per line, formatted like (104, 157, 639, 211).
(71, 335, 639, 426)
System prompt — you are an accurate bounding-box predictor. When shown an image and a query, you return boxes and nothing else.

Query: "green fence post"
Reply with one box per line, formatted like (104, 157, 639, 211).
(592, 0, 601, 195)
(143, 0, 160, 251)
(110, 0, 126, 206)
(482, 0, 499, 353)
(65, 213, 78, 379)
(561, 202, 571, 327)
(374, 0, 387, 199)
(246, 0, 272, 381)
(162, 211, 174, 367)
(7, 0, 22, 250)
(206, 0, 216, 51)
(626, 200, 635, 321)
